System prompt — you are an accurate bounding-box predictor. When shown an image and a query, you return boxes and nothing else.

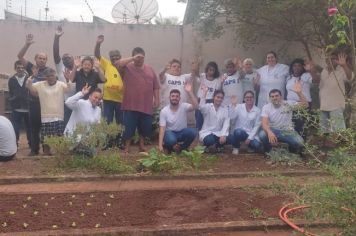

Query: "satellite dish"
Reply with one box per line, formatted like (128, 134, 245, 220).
(112, 0, 159, 24)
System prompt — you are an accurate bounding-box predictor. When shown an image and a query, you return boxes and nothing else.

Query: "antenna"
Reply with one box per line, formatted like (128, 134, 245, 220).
(44, 1, 49, 21)
(112, 0, 159, 24)
(84, 0, 95, 16)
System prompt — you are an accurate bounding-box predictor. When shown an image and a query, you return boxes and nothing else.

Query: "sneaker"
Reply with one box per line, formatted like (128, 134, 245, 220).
(205, 145, 217, 154)
(232, 148, 239, 155)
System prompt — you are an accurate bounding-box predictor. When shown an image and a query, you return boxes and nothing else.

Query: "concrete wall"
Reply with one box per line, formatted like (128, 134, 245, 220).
(0, 20, 311, 114)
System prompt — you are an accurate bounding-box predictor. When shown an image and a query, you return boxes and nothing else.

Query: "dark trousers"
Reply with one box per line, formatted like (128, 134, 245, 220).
(11, 111, 30, 146)
(63, 104, 72, 127)
(29, 101, 42, 153)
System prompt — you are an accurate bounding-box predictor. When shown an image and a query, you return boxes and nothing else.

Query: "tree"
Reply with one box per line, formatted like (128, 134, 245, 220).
(190, 0, 333, 60)
(154, 14, 180, 25)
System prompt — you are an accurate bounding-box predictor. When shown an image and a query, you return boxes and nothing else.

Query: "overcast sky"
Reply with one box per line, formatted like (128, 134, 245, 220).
(0, 0, 187, 23)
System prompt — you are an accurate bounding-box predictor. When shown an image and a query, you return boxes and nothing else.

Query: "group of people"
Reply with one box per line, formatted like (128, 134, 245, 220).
(1, 26, 353, 161)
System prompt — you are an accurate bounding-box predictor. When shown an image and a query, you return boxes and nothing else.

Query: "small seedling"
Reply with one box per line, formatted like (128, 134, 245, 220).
(2, 222, 7, 227)
(95, 223, 101, 228)
(44, 202, 48, 206)
(33, 211, 39, 215)
(27, 196, 32, 201)
(71, 195, 76, 198)
(90, 194, 95, 198)
(103, 212, 107, 216)
(86, 202, 92, 206)
(52, 225, 58, 229)
(80, 212, 85, 217)
(61, 211, 65, 214)
(51, 197, 55, 200)
(22, 204, 27, 208)
(9, 211, 15, 215)
(23, 223, 29, 229)
(106, 203, 111, 207)
(109, 194, 115, 199)
(71, 222, 76, 227)
(68, 201, 73, 206)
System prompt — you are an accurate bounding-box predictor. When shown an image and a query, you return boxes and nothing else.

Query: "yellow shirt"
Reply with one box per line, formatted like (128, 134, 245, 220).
(100, 57, 124, 102)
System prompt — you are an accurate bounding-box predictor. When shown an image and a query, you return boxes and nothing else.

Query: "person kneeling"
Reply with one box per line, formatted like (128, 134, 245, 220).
(158, 83, 198, 153)
(258, 81, 307, 154)
(199, 88, 230, 153)
(227, 91, 262, 155)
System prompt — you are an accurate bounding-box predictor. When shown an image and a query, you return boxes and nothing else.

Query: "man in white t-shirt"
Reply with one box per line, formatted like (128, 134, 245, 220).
(258, 82, 307, 154)
(0, 116, 17, 161)
(159, 59, 197, 108)
(158, 82, 198, 153)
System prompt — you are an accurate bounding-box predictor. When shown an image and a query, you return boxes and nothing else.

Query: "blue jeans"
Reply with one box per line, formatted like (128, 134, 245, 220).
(203, 134, 225, 148)
(258, 128, 304, 153)
(103, 100, 122, 124)
(164, 128, 197, 151)
(11, 111, 30, 146)
(227, 128, 261, 151)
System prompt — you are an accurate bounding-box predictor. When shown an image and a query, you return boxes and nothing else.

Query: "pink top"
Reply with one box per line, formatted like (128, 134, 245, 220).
(122, 63, 159, 115)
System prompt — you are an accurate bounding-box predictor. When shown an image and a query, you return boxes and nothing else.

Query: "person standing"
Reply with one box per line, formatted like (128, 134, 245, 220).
(94, 35, 124, 124)
(53, 26, 76, 126)
(220, 58, 243, 106)
(17, 34, 48, 156)
(257, 51, 289, 109)
(26, 68, 71, 155)
(8, 60, 31, 147)
(115, 47, 160, 153)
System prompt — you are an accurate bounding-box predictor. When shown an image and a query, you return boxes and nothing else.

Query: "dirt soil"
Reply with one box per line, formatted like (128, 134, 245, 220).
(0, 189, 287, 233)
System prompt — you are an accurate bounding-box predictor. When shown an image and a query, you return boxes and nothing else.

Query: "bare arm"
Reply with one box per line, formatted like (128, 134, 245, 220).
(94, 59, 106, 82)
(114, 54, 143, 68)
(53, 26, 63, 64)
(262, 116, 277, 144)
(18, 34, 34, 67)
(185, 82, 198, 110)
(25, 76, 38, 97)
(153, 88, 160, 109)
(94, 35, 104, 59)
(337, 53, 353, 80)
(67, 56, 81, 82)
(159, 63, 170, 83)
(158, 126, 165, 152)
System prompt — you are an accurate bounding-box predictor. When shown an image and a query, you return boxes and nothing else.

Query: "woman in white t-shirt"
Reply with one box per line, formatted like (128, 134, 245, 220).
(240, 58, 260, 100)
(286, 58, 312, 136)
(195, 61, 221, 130)
(257, 51, 289, 109)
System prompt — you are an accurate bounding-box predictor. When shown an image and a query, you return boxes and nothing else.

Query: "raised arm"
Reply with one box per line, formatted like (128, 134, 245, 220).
(293, 80, 308, 107)
(94, 58, 106, 82)
(185, 81, 198, 110)
(94, 35, 104, 60)
(65, 84, 91, 110)
(337, 53, 353, 80)
(67, 56, 81, 82)
(18, 34, 34, 67)
(53, 26, 64, 64)
(25, 75, 38, 97)
(114, 54, 144, 68)
(159, 63, 170, 83)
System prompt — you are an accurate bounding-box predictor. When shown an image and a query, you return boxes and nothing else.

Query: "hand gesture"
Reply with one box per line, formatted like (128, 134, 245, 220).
(31, 65, 39, 77)
(184, 81, 193, 93)
(219, 136, 226, 145)
(26, 76, 34, 86)
(133, 53, 145, 60)
(244, 139, 251, 145)
(81, 83, 91, 96)
(253, 73, 260, 86)
(200, 83, 208, 95)
(96, 35, 104, 44)
(230, 95, 238, 106)
(74, 56, 82, 68)
(55, 26, 64, 37)
(158, 145, 164, 152)
(304, 59, 314, 72)
(292, 80, 302, 94)
(64, 68, 71, 82)
(164, 63, 171, 72)
(221, 74, 228, 82)
(337, 52, 348, 66)
(25, 34, 34, 45)
(233, 57, 242, 70)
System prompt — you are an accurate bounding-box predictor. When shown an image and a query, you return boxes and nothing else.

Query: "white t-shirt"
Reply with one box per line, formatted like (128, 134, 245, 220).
(199, 102, 230, 141)
(160, 73, 191, 108)
(64, 92, 101, 136)
(55, 61, 76, 100)
(222, 71, 243, 106)
(257, 63, 289, 108)
(0, 116, 17, 157)
(229, 103, 261, 140)
(261, 101, 296, 131)
(159, 103, 192, 131)
(286, 73, 312, 102)
(241, 70, 258, 96)
(197, 73, 221, 100)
